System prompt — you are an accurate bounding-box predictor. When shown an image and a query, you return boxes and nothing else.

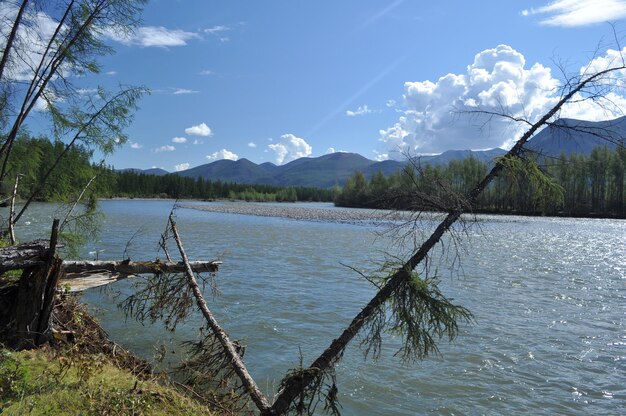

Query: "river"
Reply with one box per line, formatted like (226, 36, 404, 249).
(12, 200, 626, 415)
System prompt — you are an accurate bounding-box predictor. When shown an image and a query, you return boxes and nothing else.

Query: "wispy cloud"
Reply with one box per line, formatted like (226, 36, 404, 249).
(346, 104, 375, 117)
(199, 69, 214, 76)
(522, 0, 626, 27)
(204, 25, 230, 42)
(106, 26, 200, 47)
(360, 0, 405, 29)
(172, 137, 187, 143)
(172, 88, 199, 95)
(155, 145, 176, 153)
(130, 141, 143, 149)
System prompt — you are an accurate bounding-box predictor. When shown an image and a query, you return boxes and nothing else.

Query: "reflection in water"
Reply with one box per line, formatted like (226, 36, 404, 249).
(10, 200, 626, 415)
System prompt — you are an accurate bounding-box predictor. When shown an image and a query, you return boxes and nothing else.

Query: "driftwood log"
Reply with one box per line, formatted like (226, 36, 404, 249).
(0, 239, 51, 273)
(0, 227, 221, 346)
(60, 260, 221, 292)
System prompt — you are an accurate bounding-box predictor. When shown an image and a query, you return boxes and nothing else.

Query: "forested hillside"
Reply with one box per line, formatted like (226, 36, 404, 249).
(335, 146, 626, 218)
(3, 133, 333, 203)
(7, 133, 625, 217)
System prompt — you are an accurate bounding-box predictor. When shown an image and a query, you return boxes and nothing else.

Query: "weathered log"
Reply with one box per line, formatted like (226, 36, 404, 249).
(59, 260, 221, 292)
(62, 259, 221, 275)
(0, 240, 50, 273)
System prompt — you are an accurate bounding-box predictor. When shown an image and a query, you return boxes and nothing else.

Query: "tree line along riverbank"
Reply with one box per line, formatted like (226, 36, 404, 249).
(5, 133, 626, 218)
(335, 146, 626, 219)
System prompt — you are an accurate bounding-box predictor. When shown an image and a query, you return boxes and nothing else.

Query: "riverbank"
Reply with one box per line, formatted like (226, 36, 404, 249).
(108, 197, 626, 221)
(0, 290, 223, 415)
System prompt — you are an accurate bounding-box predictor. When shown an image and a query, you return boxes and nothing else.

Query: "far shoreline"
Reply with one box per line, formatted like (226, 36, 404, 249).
(98, 196, 626, 222)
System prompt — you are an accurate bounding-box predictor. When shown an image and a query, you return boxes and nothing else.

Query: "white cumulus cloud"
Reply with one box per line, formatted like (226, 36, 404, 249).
(193, 139, 204, 145)
(155, 145, 175, 153)
(206, 149, 238, 161)
(185, 123, 213, 137)
(175, 163, 190, 171)
(172, 137, 187, 143)
(378, 44, 626, 158)
(326, 147, 348, 154)
(130, 141, 143, 149)
(522, 0, 626, 27)
(248, 142, 257, 148)
(268, 134, 313, 164)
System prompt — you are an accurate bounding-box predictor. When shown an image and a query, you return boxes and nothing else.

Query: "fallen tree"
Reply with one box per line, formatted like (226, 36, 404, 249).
(0, 221, 221, 347)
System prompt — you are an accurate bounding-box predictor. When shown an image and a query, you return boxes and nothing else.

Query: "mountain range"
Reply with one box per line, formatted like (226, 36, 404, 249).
(129, 116, 625, 188)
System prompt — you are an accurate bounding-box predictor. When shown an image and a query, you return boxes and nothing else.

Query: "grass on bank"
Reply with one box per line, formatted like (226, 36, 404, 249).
(0, 346, 216, 416)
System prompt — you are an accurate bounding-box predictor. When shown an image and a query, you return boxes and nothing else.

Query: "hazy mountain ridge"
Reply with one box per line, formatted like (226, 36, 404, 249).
(525, 116, 626, 157)
(119, 167, 169, 176)
(128, 116, 624, 187)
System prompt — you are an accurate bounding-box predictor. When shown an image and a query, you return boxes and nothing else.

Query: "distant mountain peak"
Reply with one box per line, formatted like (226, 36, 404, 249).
(526, 116, 625, 157)
(120, 116, 615, 187)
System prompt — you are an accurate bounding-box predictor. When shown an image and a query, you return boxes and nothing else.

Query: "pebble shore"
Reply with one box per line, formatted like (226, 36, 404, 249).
(179, 202, 416, 225)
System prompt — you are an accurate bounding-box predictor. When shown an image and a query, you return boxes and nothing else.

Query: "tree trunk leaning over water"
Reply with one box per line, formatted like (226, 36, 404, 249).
(168, 214, 272, 413)
(265, 63, 626, 415)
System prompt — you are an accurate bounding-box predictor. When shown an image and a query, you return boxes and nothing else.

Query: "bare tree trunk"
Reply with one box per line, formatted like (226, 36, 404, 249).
(8, 173, 22, 244)
(0, 0, 29, 83)
(60, 175, 96, 231)
(62, 259, 220, 275)
(266, 65, 623, 415)
(169, 215, 272, 413)
(0, 0, 76, 181)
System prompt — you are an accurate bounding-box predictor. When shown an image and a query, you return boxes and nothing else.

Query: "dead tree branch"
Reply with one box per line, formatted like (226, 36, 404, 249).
(168, 214, 272, 413)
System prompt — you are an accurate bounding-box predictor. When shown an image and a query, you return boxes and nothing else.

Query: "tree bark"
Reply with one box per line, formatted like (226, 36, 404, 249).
(10, 219, 60, 349)
(0, 0, 29, 83)
(0, 240, 50, 273)
(62, 259, 220, 275)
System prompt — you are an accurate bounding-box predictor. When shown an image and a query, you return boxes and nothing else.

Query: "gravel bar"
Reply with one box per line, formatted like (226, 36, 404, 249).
(178, 202, 417, 225)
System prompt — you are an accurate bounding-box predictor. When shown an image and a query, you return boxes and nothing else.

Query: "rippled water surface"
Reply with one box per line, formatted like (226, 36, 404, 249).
(14, 200, 626, 414)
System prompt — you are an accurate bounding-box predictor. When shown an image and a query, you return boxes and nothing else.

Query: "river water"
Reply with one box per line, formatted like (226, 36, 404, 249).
(12, 200, 626, 415)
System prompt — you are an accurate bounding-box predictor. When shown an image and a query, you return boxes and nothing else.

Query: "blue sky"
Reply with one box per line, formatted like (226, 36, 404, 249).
(19, 1, 626, 170)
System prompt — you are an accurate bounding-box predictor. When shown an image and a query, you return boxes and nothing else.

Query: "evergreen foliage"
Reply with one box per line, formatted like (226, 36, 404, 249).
(335, 147, 626, 218)
(3, 132, 334, 203)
